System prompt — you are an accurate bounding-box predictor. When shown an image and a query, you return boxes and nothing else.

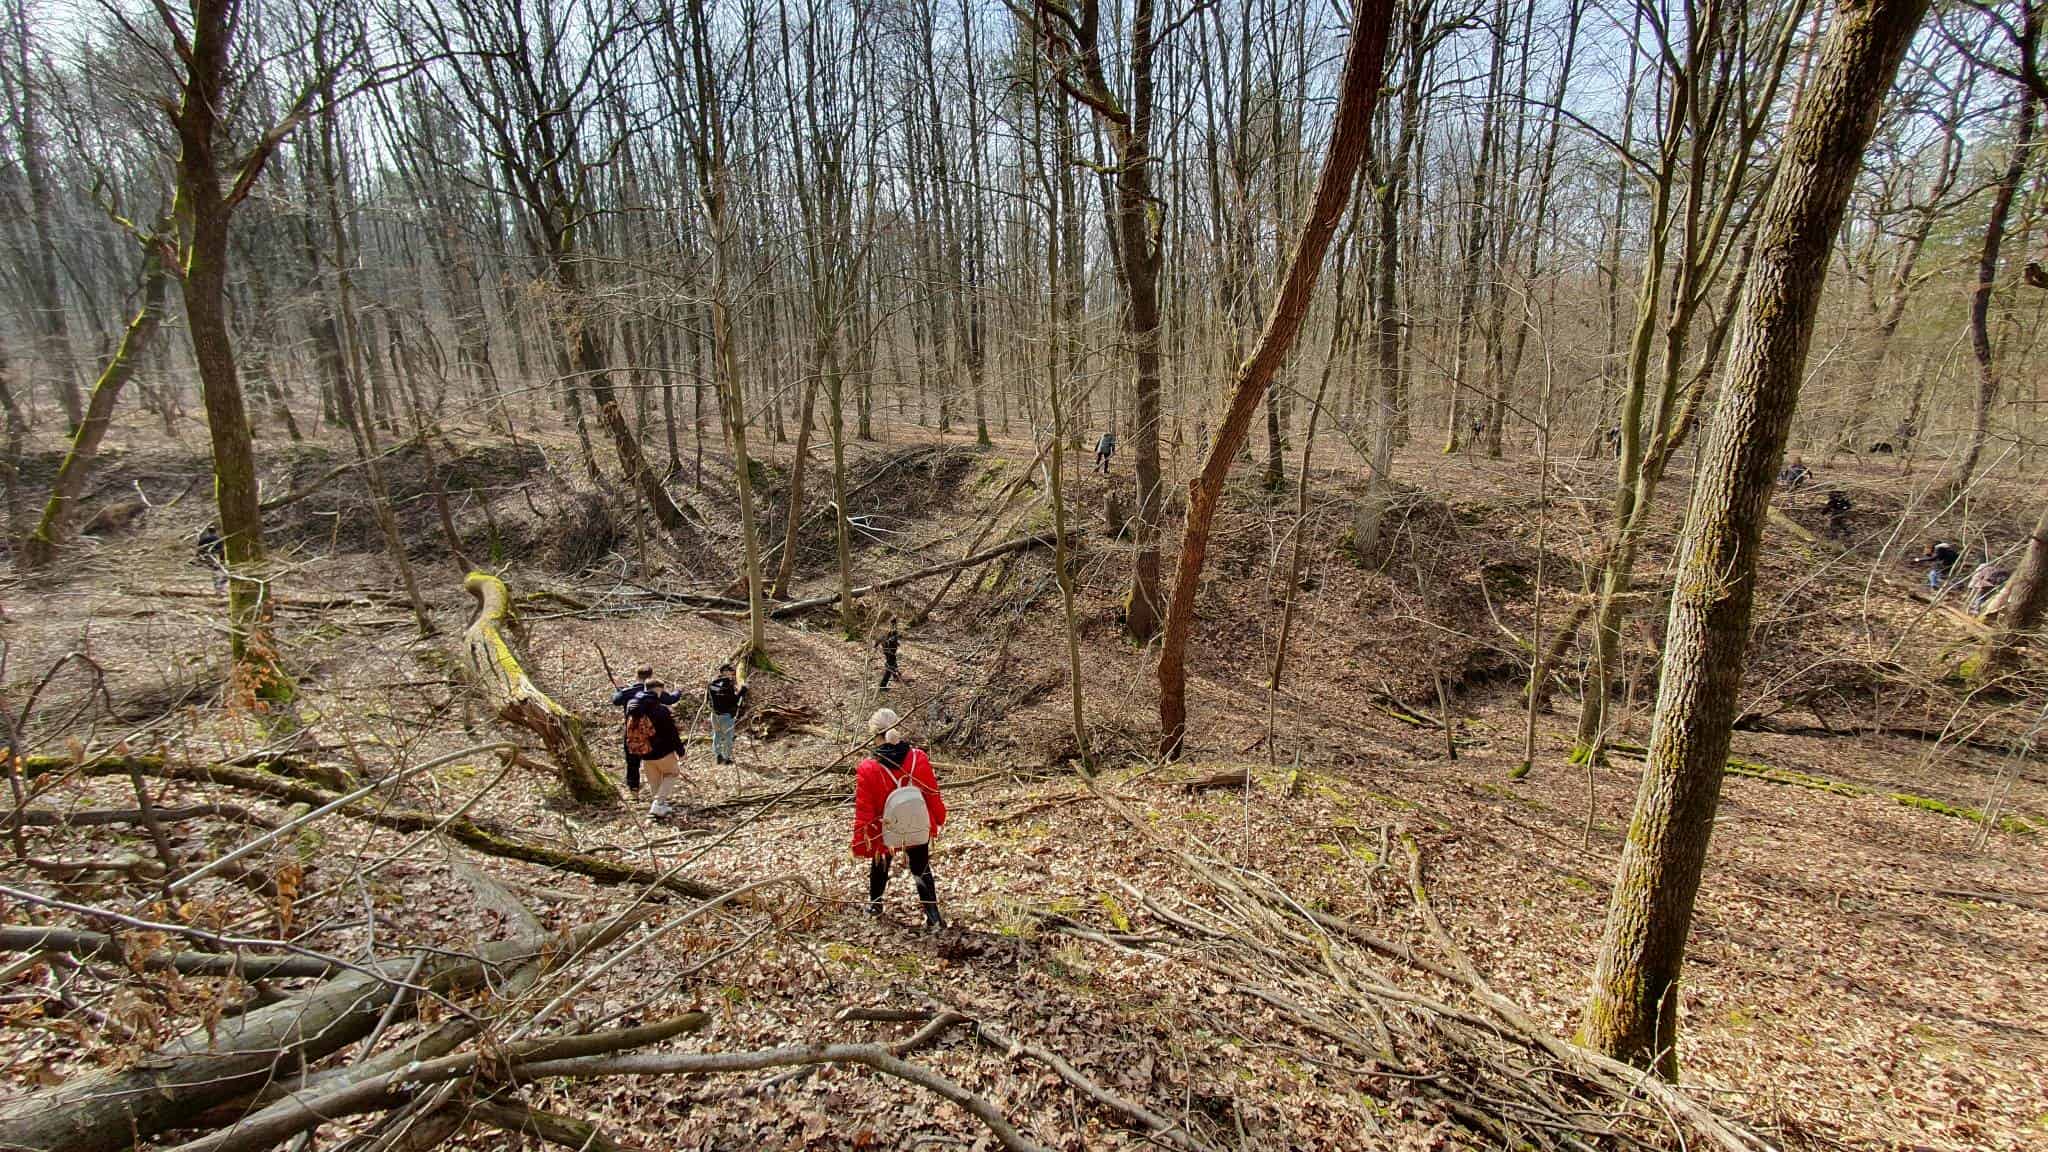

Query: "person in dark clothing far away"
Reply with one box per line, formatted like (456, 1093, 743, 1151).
(851, 707, 947, 928)
(1094, 430, 1116, 474)
(1780, 455, 1812, 491)
(197, 523, 227, 591)
(1821, 490, 1852, 540)
(878, 622, 902, 689)
(1908, 540, 1962, 589)
(611, 666, 679, 793)
(624, 691, 683, 817)
(706, 663, 746, 765)
(1603, 425, 1621, 457)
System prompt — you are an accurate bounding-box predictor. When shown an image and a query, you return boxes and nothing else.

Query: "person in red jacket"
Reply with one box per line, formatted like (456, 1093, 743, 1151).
(851, 707, 946, 927)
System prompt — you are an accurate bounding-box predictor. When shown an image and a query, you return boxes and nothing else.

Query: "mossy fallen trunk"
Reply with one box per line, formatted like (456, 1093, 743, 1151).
(460, 572, 618, 805)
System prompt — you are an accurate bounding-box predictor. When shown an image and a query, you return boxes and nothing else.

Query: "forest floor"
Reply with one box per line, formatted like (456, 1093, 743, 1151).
(2, 413, 2044, 1151)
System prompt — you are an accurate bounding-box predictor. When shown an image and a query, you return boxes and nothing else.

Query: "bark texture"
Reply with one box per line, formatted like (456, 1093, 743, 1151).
(1156, 1, 1393, 758)
(1581, 0, 1930, 1077)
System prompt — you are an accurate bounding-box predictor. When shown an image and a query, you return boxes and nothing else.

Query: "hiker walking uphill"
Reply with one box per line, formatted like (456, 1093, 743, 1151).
(706, 663, 747, 765)
(612, 666, 680, 793)
(877, 623, 902, 689)
(1094, 429, 1116, 474)
(852, 708, 946, 928)
(623, 691, 683, 818)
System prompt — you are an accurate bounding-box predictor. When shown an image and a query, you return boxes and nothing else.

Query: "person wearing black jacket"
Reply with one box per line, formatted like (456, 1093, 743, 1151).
(1908, 540, 1962, 589)
(624, 692, 684, 817)
(611, 667, 681, 792)
(877, 625, 902, 689)
(706, 663, 746, 765)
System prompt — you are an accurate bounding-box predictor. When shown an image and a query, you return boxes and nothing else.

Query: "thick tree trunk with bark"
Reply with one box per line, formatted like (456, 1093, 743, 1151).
(460, 572, 618, 805)
(1582, 0, 1929, 1077)
(1156, 2, 1393, 758)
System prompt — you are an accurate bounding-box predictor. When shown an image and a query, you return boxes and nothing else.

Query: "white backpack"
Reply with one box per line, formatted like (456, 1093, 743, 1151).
(880, 757, 932, 849)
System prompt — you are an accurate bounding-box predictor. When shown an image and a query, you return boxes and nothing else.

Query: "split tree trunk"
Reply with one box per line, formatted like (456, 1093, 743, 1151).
(1581, 0, 1929, 1077)
(460, 572, 618, 805)
(1973, 506, 2048, 678)
(1156, 1, 1394, 758)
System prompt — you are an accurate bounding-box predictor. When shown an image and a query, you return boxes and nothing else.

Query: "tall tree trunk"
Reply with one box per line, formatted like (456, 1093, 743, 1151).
(1582, 0, 1929, 1077)
(1943, 46, 2037, 500)
(1156, 0, 1393, 758)
(9, 9, 83, 429)
(169, 0, 296, 710)
(22, 236, 170, 569)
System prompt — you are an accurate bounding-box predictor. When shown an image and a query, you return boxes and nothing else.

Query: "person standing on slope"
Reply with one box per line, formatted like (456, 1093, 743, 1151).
(851, 707, 946, 928)
(706, 662, 747, 765)
(611, 666, 680, 793)
(624, 690, 684, 818)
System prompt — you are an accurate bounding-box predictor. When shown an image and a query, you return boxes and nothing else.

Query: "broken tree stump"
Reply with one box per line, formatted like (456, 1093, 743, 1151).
(460, 572, 618, 805)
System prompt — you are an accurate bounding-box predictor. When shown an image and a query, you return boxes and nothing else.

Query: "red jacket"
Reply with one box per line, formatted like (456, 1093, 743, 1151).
(851, 744, 945, 858)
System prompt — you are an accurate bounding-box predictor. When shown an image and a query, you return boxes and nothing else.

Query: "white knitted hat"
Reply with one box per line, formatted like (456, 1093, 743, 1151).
(869, 707, 901, 742)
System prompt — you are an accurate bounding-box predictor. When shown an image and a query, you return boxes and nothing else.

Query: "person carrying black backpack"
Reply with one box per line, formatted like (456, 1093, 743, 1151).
(706, 663, 746, 765)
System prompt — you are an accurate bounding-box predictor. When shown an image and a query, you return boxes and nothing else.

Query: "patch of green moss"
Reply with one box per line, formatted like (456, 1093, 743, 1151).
(1888, 792, 2038, 835)
(1561, 875, 1598, 895)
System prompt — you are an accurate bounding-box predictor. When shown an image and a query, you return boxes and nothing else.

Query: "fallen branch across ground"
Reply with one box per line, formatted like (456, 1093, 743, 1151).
(700, 534, 1055, 619)
(0, 925, 334, 978)
(21, 751, 731, 898)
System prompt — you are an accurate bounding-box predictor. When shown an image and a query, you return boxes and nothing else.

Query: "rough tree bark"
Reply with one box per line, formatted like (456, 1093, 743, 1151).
(460, 572, 619, 805)
(1156, 0, 1394, 758)
(1581, 0, 1929, 1078)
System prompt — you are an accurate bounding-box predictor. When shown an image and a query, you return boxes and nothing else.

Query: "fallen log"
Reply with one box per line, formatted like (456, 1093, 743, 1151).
(2, 801, 275, 830)
(19, 752, 728, 899)
(461, 572, 618, 805)
(0, 917, 637, 1152)
(0, 925, 334, 979)
(704, 533, 1055, 620)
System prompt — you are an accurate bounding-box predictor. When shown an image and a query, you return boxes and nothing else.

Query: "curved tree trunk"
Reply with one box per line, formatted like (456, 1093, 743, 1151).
(1156, 2, 1394, 758)
(22, 236, 169, 570)
(1581, 0, 1929, 1077)
(1942, 58, 2036, 501)
(460, 572, 618, 805)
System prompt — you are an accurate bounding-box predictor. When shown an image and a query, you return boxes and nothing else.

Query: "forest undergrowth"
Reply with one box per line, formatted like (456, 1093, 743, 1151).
(2, 421, 2042, 1152)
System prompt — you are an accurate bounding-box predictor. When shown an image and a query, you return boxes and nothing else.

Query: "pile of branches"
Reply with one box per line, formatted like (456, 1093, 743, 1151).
(1028, 783, 1779, 1152)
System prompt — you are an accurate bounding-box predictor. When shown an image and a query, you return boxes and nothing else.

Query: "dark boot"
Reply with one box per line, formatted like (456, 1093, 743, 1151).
(867, 857, 890, 916)
(915, 871, 942, 929)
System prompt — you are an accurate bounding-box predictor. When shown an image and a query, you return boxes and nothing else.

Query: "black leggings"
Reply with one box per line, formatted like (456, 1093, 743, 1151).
(868, 844, 935, 906)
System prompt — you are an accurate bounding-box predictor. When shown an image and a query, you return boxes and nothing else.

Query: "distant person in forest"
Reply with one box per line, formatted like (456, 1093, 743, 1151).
(612, 666, 680, 793)
(1603, 425, 1621, 457)
(877, 622, 902, 689)
(1822, 490, 1853, 540)
(624, 690, 683, 818)
(1968, 564, 2011, 615)
(706, 662, 746, 765)
(1780, 455, 1812, 492)
(1908, 540, 1962, 589)
(1094, 429, 1116, 474)
(1194, 419, 1209, 457)
(196, 523, 227, 591)
(1469, 415, 1485, 445)
(851, 707, 946, 928)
